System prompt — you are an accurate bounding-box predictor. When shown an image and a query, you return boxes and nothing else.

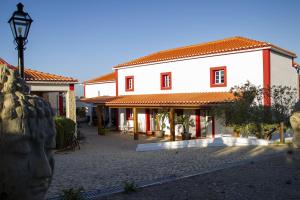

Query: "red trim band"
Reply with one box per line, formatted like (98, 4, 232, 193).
(59, 92, 63, 116)
(115, 70, 119, 96)
(146, 109, 150, 132)
(263, 49, 271, 106)
(196, 110, 201, 138)
(69, 84, 75, 91)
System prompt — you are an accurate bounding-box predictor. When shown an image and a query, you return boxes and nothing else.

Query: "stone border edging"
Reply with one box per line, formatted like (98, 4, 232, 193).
(136, 137, 270, 152)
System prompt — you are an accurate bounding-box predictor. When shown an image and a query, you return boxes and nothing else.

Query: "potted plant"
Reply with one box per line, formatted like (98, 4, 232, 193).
(155, 110, 169, 138)
(176, 114, 195, 140)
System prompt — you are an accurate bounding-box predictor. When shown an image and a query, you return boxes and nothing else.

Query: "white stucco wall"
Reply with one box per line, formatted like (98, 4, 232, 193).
(85, 82, 116, 98)
(215, 114, 225, 137)
(138, 109, 146, 132)
(270, 51, 298, 90)
(117, 108, 146, 132)
(117, 50, 264, 95)
(119, 108, 126, 130)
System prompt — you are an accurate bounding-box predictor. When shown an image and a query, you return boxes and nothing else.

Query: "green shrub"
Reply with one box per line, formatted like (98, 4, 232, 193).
(123, 181, 137, 194)
(60, 187, 85, 200)
(55, 117, 76, 149)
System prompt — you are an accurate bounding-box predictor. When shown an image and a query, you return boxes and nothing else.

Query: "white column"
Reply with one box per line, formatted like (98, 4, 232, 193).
(66, 85, 76, 123)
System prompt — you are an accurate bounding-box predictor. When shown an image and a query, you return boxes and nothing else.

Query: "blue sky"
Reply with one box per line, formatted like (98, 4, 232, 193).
(1, 0, 300, 96)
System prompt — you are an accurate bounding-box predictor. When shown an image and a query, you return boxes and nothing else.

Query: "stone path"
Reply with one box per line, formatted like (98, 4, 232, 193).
(97, 149, 300, 200)
(46, 124, 287, 199)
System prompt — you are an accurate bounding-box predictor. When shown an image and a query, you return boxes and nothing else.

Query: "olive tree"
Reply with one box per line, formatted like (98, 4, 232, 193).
(214, 81, 297, 139)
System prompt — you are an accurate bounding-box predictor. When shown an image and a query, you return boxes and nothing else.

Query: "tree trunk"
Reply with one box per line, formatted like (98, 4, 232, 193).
(280, 122, 285, 144)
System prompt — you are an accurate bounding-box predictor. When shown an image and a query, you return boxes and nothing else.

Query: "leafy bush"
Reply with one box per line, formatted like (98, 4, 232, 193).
(60, 187, 85, 200)
(175, 114, 195, 133)
(214, 81, 297, 139)
(156, 110, 169, 131)
(55, 117, 76, 149)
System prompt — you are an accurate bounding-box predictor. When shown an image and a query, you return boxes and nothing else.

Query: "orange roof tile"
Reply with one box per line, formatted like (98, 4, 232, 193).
(85, 72, 115, 84)
(293, 62, 300, 68)
(81, 96, 118, 104)
(115, 36, 297, 68)
(0, 58, 78, 83)
(81, 92, 236, 107)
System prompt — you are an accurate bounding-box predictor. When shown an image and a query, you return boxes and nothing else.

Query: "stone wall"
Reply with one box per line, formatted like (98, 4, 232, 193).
(66, 89, 76, 123)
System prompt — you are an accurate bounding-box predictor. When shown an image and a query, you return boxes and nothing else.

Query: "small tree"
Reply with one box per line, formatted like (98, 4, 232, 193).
(175, 114, 195, 133)
(156, 110, 169, 131)
(270, 85, 297, 124)
(214, 81, 261, 128)
(214, 81, 297, 139)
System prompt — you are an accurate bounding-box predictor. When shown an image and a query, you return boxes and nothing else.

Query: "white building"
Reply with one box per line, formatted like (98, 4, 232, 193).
(82, 36, 298, 140)
(0, 58, 78, 122)
(84, 72, 117, 126)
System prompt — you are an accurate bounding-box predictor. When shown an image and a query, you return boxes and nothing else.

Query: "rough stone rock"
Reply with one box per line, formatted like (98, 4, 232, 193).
(290, 101, 300, 148)
(0, 64, 55, 200)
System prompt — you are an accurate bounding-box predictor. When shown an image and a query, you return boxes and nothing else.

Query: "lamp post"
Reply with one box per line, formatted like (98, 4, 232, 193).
(8, 3, 33, 79)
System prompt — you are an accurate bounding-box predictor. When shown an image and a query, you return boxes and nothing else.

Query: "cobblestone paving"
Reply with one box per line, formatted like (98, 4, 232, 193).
(46, 124, 287, 199)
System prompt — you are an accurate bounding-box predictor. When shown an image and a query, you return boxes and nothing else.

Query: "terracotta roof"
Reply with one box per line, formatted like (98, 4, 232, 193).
(85, 72, 115, 84)
(115, 36, 297, 68)
(0, 58, 78, 83)
(81, 92, 236, 107)
(81, 96, 118, 104)
(293, 62, 300, 68)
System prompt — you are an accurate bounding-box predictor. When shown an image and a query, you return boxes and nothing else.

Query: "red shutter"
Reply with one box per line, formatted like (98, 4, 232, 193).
(196, 110, 201, 138)
(146, 109, 150, 132)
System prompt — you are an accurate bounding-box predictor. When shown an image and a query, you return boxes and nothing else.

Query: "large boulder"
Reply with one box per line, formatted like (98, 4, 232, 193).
(290, 101, 300, 148)
(0, 64, 55, 200)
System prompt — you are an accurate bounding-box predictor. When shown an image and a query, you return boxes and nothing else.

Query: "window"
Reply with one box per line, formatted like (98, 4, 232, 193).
(160, 72, 172, 90)
(210, 66, 227, 87)
(125, 76, 134, 91)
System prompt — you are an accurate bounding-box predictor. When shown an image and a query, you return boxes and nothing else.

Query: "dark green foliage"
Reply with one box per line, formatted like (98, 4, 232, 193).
(271, 85, 297, 124)
(156, 110, 169, 130)
(60, 187, 85, 200)
(123, 181, 137, 194)
(214, 81, 297, 139)
(55, 117, 76, 149)
(175, 114, 195, 133)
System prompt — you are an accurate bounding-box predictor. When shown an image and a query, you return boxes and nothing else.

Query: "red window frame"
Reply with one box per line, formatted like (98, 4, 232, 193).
(125, 76, 134, 91)
(160, 72, 172, 90)
(210, 66, 227, 87)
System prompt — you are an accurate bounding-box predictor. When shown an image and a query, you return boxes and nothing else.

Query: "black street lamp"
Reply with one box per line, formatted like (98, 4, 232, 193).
(8, 3, 33, 79)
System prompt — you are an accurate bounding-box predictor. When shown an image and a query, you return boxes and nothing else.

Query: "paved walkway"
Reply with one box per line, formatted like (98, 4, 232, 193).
(46, 124, 288, 199)
(97, 149, 300, 200)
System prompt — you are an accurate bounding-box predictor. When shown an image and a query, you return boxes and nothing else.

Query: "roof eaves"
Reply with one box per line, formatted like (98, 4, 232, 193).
(85, 80, 115, 85)
(113, 46, 271, 69)
(270, 45, 297, 58)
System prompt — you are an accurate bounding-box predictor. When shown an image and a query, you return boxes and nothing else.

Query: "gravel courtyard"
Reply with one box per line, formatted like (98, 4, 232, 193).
(47, 124, 288, 199)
